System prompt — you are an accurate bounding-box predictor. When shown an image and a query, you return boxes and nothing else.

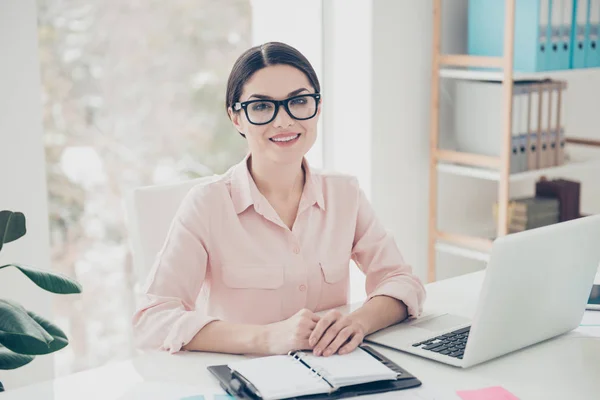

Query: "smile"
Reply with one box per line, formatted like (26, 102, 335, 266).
(269, 134, 301, 143)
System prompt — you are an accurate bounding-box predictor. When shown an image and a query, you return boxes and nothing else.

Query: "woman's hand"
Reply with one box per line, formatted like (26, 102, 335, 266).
(308, 310, 366, 357)
(263, 308, 320, 355)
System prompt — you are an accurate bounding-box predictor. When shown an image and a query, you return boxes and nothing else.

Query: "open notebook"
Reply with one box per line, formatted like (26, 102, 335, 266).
(218, 347, 402, 400)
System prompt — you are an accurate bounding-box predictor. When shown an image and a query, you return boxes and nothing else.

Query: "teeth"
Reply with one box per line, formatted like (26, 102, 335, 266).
(271, 134, 299, 142)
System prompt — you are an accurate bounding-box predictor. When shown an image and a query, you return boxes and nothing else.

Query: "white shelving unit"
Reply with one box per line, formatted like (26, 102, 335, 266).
(439, 67, 600, 82)
(437, 158, 600, 183)
(428, 0, 600, 281)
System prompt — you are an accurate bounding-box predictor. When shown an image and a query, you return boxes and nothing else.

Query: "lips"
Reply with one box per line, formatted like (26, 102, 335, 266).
(269, 133, 301, 142)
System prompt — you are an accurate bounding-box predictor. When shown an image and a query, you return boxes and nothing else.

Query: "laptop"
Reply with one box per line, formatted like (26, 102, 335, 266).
(365, 214, 600, 368)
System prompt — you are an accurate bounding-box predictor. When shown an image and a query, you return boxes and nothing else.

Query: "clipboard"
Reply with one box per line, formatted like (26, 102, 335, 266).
(207, 345, 422, 399)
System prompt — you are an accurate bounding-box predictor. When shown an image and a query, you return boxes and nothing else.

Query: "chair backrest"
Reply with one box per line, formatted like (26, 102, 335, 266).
(124, 177, 209, 289)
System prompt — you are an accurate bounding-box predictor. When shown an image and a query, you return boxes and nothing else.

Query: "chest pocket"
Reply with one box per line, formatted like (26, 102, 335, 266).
(319, 261, 350, 284)
(221, 265, 284, 289)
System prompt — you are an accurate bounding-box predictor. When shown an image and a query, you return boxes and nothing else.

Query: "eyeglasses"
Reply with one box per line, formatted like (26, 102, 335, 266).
(233, 93, 321, 126)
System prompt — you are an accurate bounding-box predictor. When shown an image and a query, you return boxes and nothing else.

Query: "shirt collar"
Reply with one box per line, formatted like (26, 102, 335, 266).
(230, 153, 325, 215)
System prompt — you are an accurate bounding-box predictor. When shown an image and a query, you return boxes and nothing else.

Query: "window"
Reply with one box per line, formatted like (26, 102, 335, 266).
(38, 0, 252, 376)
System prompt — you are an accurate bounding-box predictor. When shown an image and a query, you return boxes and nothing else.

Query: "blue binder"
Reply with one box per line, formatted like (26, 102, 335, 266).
(548, 0, 563, 69)
(468, 0, 551, 72)
(572, 0, 590, 68)
(559, 0, 575, 69)
(586, 0, 600, 67)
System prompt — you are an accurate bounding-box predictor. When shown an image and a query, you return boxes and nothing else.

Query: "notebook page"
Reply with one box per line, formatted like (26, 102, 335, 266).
(300, 347, 397, 387)
(228, 355, 331, 400)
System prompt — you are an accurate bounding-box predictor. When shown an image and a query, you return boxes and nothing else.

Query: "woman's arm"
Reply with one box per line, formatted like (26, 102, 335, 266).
(184, 308, 321, 355)
(310, 179, 425, 356)
(132, 186, 218, 353)
(349, 295, 408, 335)
(182, 320, 266, 354)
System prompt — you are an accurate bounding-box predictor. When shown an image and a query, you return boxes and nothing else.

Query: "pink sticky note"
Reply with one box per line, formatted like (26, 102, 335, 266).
(456, 386, 519, 400)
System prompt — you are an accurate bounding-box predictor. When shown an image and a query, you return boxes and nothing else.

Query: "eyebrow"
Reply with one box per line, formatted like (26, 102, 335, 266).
(247, 88, 310, 101)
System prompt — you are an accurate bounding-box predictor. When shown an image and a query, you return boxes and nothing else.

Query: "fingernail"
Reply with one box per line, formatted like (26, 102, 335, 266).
(314, 348, 321, 356)
(324, 349, 332, 357)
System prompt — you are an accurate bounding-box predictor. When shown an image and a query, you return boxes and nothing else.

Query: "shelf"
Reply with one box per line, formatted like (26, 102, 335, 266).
(435, 242, 491, 263)
(437, 158, 600, 182)
(436, 231, 494, 252)
(439, 67, 600, 82)
(435, 149, 501, 169)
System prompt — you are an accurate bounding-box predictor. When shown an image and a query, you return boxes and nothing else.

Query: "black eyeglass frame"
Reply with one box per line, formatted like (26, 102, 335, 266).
(233, 93, 321, 126)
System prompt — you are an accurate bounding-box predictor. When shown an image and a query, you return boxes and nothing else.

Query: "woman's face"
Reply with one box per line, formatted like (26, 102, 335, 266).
(229, 64, 321, 166)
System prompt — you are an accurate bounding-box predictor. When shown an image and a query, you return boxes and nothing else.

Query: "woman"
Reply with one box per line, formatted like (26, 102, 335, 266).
(132, 42, 426, 357)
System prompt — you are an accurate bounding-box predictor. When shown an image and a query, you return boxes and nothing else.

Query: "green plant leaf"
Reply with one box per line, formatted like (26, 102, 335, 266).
(0, 344, 35, 370)
(0, 300, 53, 354)
(20, 310, 69, 355)
(0, 211, 26, 252)
(0, 264, 81, 294)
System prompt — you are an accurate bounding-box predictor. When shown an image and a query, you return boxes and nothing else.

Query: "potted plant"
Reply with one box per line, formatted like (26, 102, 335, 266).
(0, 210, 82, 392)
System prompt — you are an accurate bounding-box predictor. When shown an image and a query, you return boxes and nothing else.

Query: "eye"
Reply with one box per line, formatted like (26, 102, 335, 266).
(290, 97, 308, 106)
(251, 102, 273, 112)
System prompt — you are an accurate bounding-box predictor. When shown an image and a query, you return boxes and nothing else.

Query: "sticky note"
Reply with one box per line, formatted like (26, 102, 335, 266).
(213, 396, 234, 399)
(180, 396, 204, 400)
(456, 386, 519, 400)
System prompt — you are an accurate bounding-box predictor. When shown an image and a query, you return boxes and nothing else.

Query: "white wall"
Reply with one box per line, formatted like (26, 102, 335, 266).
(322, 0, 372, 197)
(0, 0, 55, 390)
(250, 0, 324, 168)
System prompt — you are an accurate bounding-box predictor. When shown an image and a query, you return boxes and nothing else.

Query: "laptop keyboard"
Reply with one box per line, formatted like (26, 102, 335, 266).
(411, 326, 470, 359)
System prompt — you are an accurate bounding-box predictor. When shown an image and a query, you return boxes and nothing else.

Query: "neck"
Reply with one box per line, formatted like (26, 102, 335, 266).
(249, 155, 305, 201)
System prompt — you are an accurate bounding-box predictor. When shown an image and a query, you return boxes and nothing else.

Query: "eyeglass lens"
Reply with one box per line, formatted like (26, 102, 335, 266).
(247, 95, 317, 124)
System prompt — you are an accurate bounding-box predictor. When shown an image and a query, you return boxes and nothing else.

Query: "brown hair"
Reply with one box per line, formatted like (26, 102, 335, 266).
(225, 42, 320, 137)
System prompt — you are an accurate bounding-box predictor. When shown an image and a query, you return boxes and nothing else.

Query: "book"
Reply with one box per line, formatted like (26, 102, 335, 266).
(207, 346, 421, 400)
(493, 196, 560, 222)
(535, 178, 581, 222)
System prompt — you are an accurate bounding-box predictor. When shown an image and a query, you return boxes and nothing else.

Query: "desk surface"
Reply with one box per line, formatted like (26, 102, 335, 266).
(1, 271, 599, 400)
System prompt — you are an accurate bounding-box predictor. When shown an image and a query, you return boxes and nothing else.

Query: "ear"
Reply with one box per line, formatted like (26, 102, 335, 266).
(228, 107, 244, 133)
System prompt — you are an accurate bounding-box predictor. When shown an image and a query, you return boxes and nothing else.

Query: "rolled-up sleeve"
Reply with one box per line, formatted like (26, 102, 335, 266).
(351, 183, 426, 318)
(132, 186, 217, 353)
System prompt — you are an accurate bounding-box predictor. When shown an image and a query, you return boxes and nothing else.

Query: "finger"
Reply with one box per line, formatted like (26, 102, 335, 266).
(309, 311, 339, 347)
(301, 320, 318, 337)
(338, 332, 364, 355)
(314, 319, 347, 356)
(323, 327, 353, 357)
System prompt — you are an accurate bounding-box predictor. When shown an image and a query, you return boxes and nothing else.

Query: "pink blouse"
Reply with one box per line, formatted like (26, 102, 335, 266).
(132, 155, 426, 353)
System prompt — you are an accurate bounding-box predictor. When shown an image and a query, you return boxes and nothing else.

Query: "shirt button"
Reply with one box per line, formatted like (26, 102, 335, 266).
(299, 285, 306, 292)
(293, 246, 300, 254)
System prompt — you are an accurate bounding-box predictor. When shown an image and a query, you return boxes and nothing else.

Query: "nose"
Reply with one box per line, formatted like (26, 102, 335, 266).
(272, 103, 295, 128)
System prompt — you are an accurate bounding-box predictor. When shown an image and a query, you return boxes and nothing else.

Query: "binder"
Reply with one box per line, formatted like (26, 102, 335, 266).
(526, 84, 540, 170)
(549, 0, 564, 69)
(560, 0, 575, 69)
(539, 0, 552, 71)
(586, 0, 600, 67)
(511, 88, 521, 173)
(518, 86, 530, 172)
(468, 0, 550, 72)
(547, 83, 559, 167)
(208, 345, 422, 399)
(557, 82, 567, 165)
(572, 0, 590, 68)
(538, 85, 551, 169)
(551, 82, 563, 166)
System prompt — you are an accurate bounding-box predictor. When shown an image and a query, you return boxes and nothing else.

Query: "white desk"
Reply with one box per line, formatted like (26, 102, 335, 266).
(1, 271, 598, 400)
